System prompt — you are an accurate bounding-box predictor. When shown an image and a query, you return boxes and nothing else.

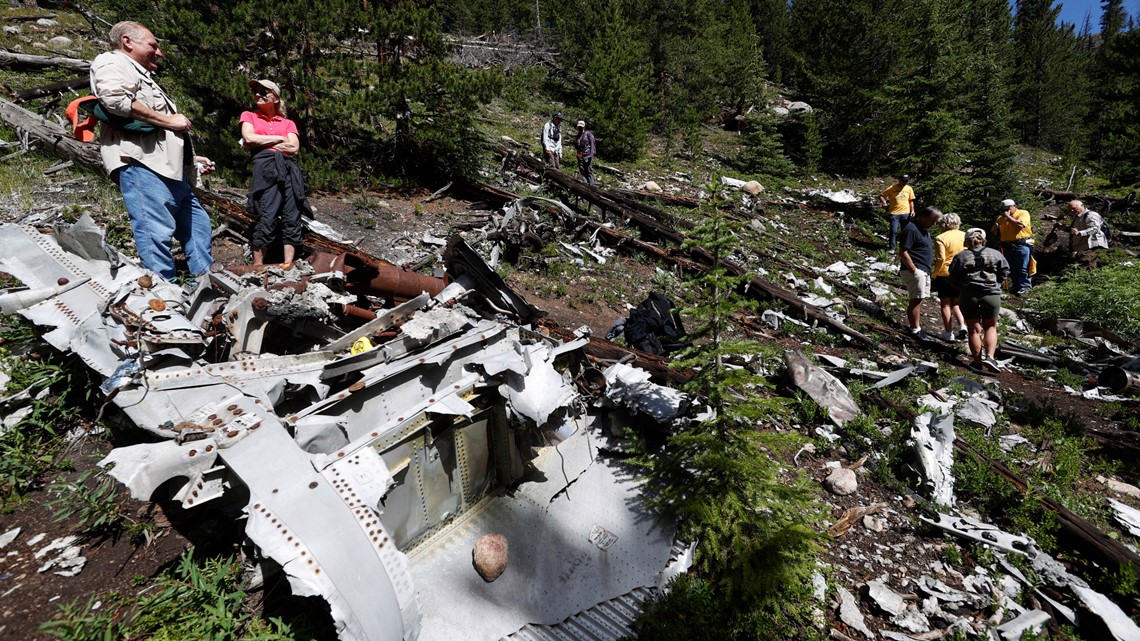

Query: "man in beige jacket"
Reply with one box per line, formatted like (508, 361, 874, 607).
(90, 21, 215, 281)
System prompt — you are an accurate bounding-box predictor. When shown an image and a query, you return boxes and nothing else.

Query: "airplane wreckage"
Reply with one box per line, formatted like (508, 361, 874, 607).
(0, 216, 691, 641)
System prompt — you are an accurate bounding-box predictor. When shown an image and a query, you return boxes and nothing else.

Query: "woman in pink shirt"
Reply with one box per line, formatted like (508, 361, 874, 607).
(240, 79, 312, 267)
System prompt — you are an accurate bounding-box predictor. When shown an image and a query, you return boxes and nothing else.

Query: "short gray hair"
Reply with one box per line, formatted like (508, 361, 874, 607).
(109, 21, 148, 50)
(940, 213, 961, 229)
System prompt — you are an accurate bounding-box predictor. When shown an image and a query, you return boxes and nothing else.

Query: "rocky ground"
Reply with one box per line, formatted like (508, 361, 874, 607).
(2, 8, 1140, 640)
(2, 155, 1139, 641)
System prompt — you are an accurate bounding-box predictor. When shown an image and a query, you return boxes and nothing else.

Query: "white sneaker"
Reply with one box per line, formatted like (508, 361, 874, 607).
(935, 330, 954, 341)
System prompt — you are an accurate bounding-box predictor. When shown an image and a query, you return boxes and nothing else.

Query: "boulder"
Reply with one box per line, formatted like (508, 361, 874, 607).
(825, 467, 858, 495)
(642, 181, 662, 192)
(743, 180, 764, 196)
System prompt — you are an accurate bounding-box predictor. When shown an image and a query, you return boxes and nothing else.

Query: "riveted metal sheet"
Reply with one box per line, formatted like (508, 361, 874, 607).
(407, 428, 676, 641)
(501, 587, 655, 641)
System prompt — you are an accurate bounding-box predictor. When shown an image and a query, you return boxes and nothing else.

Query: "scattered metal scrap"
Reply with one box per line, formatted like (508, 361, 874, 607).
(0, 220, 688, 641)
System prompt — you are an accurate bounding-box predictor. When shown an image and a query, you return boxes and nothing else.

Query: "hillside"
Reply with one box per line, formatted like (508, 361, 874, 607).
(2, 6, 1140, 641)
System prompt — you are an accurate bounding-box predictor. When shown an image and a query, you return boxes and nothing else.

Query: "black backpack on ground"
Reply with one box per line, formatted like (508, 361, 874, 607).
(623, 292, 686, 356)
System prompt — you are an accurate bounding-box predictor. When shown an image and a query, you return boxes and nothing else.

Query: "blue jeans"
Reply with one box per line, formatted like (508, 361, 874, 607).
(887, 214, 910, 251)
(119, 163, 213, 280)
(1003, 241, 1032, 293)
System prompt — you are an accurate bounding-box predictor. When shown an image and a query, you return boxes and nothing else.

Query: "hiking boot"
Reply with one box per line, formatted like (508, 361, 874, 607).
(909, 329, 931, 342)
(981, 356, 1004, 373)
(956, 328, 968, 341)
(934, 330, 955, 342)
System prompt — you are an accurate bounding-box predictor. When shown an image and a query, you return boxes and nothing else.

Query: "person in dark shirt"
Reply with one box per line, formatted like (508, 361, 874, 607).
(898, 206, 942, 339)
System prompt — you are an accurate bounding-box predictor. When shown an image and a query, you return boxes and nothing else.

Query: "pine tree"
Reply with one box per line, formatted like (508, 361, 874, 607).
(738, 112, 793, 178)
(632, 196, 824, 621)
(786, 0, 922, 175)
(577, 0, 653, 160)
(957, 0, 1018, 219)
(101, 0, 498, 182)
(1098, 28, 1140, 186)
(1010, 0, 1092, 153)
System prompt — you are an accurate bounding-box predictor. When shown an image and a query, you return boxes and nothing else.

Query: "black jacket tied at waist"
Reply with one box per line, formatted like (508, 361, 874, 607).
(247, 150, 313, 248)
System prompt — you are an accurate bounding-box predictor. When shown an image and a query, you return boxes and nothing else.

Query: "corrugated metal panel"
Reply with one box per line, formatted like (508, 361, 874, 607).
(502, 587, 658, 641)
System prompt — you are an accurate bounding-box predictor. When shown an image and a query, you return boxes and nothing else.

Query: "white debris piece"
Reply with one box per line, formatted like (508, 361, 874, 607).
(956, 396, 999, 428)
(602, 362, 687, 422)
(0, 527, 20, 549)
(1072, 585, 1140, 641)
(1109, 499, 1140, 538)
(812, 277, 833, 295)
(34, 535, 80, 559)
(911, 412, 956, 506)
(892, 607, 931, 634)
(998, 434, 1033, 453)
(807, 189, 859, 204)
(996, 610, 1051, 641)
(811, 570, 828, 601)
(825, 262, 852, 276)
(836, 586, 875, 639)
(866, 577, 906, 616)
(501, 344, 576, 427)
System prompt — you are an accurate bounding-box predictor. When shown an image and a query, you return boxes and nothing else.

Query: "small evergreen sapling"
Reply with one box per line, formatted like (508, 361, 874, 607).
(629, 193, 824, 637)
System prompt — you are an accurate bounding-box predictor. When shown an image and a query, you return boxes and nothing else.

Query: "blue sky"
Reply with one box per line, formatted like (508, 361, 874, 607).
(1050, 0, 1140, 29)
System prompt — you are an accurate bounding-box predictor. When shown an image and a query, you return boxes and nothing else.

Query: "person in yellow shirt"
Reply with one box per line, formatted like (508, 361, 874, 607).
(992, 198, 1033, 295)
(879, 174, 915, 252)
(931, 213, 967, 341)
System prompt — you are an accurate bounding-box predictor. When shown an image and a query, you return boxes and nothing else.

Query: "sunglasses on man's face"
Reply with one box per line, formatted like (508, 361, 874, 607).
(254, 88, 271, 96)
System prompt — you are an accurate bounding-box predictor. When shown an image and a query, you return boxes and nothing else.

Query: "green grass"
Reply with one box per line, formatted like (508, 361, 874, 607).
(1026, 262, 1140, 340)
(41, 552, 310, 641)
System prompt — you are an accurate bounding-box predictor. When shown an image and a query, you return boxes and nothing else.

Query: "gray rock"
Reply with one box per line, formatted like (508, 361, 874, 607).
(642, 181, 662, 192)
(892, 607, 931, 633)
(863, 514, 886, 532)
(836, 586, 875, 639)
(35, 18, 59, 26)
(825, 467, 858, 495)
(47, 36, 73, 48)
(472, 533, 509, 582)
(743, 180, 764, 196)
(788, 101, 813, 113)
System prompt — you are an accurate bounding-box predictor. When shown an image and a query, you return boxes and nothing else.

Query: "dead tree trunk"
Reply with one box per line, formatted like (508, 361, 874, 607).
(0, 50, 90, 73)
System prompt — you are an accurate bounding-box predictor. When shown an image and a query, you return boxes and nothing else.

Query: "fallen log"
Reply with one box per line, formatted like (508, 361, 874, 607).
(12, 76, 88, 102)
(612, 188, 700, 208)
(1036, 188, 1136, 212)
(539, 319, 691, 387)
(0, 96, 100, 166)
(0, 50, 90, 73)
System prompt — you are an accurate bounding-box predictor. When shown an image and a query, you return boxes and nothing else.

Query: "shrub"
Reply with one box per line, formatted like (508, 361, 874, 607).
(1026, 263, 1140, 339)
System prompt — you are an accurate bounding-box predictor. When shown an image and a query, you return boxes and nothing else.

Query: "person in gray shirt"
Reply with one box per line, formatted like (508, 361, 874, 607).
(1067, 199, 1108, 266)
(949, 228, 1010, 374)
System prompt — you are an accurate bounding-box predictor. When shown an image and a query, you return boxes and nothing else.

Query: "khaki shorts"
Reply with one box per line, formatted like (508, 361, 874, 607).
(900, 269, 931, 300)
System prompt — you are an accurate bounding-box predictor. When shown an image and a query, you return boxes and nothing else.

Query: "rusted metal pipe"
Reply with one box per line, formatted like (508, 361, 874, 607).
(339, 303, 378, 321)
(308, 251, 447, 303)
